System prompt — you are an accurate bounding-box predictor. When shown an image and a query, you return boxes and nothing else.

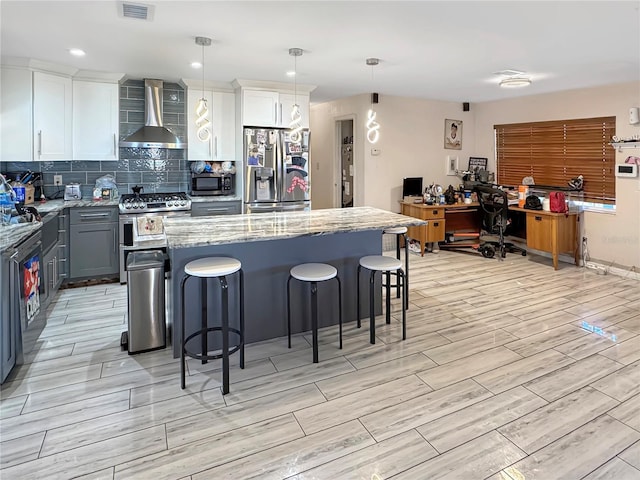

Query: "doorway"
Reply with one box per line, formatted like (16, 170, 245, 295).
(337, 119, 354, 208)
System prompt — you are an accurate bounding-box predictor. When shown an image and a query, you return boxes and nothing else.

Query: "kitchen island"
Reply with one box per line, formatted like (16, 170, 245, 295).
(164, 206, 425, 357)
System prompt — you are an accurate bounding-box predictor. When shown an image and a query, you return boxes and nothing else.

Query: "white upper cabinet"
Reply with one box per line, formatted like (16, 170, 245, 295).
(241, 89, 310, 128)
(242, 89, 279, 127)
(73, 80, 119, 160)
(1, 67, 33, 161)
(278, 93, 310, 129)
(33, 71, 73, 160)
(187, 88, 236, 161)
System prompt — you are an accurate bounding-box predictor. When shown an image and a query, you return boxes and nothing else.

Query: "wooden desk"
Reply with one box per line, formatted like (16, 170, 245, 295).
(401, 201, 581, 269)
(509, 206, 580, 270)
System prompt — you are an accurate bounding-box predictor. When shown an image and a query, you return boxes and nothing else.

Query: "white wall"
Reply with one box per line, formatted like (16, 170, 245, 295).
(474, 82, 640, 269)
(310, 94, 475, 212)
(311, 81, 639, 270)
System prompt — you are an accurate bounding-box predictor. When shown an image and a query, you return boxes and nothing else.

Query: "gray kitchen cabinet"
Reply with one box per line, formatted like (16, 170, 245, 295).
(191, 201, 242, 217)
(1, 248, 18, 383)
(69, 207, 119, 279)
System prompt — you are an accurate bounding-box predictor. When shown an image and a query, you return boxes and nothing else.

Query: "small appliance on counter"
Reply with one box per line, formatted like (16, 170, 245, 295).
(64, 183, 82, 200)
(191, 172, 235, 196)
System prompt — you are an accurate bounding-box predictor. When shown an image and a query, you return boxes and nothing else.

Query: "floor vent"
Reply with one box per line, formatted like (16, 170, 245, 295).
(120, 2, 154, 21)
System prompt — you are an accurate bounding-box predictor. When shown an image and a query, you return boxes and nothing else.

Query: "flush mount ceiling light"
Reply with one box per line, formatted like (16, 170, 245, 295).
(288, 47, 304, 144)
(366, 57, 380, 144)
(69, 48, 86, 57)
(194, 36, 212, 143)
(499, 76, 532, 88)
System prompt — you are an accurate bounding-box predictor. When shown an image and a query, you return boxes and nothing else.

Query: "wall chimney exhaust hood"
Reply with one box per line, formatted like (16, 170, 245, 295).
(120, 79, 185, 149)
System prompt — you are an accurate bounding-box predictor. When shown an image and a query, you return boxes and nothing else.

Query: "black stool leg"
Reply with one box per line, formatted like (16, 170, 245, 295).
(311, 281, 318, 363)
(369, 269, 376, 345)
(201, 277, 208, 365)
(395, 234, 401, 298)
(400, 269, 407, 340)
(239, 269, 245, 369)
(336, 276, 343, 349)
(220, 275, 230, 395)
(180, 274, 190, 390)
(403, 233, 409, 310)
(357, 264, 362, 329)
(385, 270, 391, 324)
(286, 275, 293, 348)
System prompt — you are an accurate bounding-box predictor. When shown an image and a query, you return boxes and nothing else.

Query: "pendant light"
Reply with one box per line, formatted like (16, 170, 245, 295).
(289, 47, 303, 144)
(194, 36, 212, 143)
(366, 58, 380, 144)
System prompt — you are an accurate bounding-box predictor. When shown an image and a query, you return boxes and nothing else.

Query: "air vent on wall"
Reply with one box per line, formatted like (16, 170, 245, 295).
(119, 2, 154, 21)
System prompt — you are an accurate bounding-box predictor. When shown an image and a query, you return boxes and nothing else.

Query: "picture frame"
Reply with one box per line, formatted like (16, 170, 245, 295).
(446, 155, 459, 176)
(444, 119, 462, 150)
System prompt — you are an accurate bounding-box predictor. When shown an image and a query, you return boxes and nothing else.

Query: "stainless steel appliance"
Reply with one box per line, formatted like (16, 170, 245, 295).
(118, 192, 191, 283)
(64, 183, 82, 200)
(244, 127, 310, 213)
(191, 172, 235, 196)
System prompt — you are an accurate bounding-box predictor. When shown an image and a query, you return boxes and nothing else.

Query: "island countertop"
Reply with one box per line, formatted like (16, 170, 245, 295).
(164, 206, 425, 249)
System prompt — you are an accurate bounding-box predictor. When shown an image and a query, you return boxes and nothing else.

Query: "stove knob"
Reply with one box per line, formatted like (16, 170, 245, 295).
(125, 203, 132, 209)
(180, 200, 187, 206)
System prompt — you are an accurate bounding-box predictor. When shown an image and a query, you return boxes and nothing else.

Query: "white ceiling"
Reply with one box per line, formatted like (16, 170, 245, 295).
(1, 1, 639, 105)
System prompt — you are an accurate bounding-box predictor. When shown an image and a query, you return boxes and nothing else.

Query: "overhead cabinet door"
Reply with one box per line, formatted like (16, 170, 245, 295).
(242, 90, 279, 127)
(33, 72, 72, 160)
(73, 81, 119, 160)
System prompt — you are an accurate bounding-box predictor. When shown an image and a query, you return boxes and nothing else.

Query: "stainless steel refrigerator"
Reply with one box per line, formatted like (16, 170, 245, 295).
(244, 127, 311, 213)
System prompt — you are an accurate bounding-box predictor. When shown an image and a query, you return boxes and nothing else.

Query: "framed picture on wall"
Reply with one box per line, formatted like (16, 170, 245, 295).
(444, 119, 462, 150)
(446, 155, 458, 176)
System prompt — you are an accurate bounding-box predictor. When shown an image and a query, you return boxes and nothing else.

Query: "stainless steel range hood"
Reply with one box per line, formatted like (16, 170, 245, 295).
(120, 79, 185, 149)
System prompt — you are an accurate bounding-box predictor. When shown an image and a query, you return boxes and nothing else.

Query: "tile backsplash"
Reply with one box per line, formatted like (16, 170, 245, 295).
(1, 79, 189, 199)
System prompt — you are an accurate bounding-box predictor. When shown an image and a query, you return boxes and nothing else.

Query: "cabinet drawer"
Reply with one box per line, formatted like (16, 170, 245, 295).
(427, 219, 446, 242)
(191, 201, 242, 216)
(422, 207, 445, 220)
(70, 207, 118, 224)
(526, 214, 553, 252)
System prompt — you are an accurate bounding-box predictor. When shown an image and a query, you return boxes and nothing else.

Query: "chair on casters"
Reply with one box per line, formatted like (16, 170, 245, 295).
(180, 257, 244, 395)
(383, 226, 409, 310)
(357, 255, 407, 345)
(474, 184, 527, 259)
(287, 263, 342, 363)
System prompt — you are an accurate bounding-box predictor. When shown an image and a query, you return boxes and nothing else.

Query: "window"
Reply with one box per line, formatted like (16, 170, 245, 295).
(495, 117, 616, 204)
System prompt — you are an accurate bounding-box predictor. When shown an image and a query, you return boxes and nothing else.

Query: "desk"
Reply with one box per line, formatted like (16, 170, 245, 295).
(401, 201, 581, 269)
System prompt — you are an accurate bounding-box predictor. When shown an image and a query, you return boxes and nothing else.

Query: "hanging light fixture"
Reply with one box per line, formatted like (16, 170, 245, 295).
(288, 47, 303, 144)
(499, 76, 532, 88)
(194, 36, 212, 143)
(366, 57, 380, 144)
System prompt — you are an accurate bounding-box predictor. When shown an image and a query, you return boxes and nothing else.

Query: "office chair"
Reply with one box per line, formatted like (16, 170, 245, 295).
(474, 184, 527, 259)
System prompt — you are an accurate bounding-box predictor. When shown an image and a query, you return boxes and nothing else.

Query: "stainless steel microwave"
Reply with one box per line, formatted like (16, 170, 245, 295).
(191, 172, 235, 196)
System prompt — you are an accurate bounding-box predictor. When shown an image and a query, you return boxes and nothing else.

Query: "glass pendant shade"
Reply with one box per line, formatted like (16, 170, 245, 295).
(194, 36, 212, 143)
(289, 48, 303, 144)
(366, 58, 380, 144)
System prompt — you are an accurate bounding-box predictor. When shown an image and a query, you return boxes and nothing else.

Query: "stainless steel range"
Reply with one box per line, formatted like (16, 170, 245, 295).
(118, 192, 191, 283)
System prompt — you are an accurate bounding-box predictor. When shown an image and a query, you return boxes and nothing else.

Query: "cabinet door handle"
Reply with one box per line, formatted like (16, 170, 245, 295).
(80, 212, 110, 218)
(279, 103, 283, 125)
(214, 136, 218, 158)
(208, 136, 212, 158)
(113, 133, 117, 156)
(113, 229, 117, 254)
(38, 130, 43, 157)
(534, 216, 542, 221)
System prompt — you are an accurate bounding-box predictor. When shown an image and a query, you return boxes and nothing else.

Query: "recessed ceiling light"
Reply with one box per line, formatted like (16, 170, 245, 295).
(499, 77, 532, 88)
(286, 71, 296, 77)
(69, 48, 86, 57)
(191, 61, 202, 69)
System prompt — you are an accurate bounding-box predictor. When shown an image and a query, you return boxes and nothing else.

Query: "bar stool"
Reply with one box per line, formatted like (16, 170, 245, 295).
(357, 255, 406, 345)
(287, 263, 343, 363)
(180, 257, 244, 395)
(383, 226, 410, 309)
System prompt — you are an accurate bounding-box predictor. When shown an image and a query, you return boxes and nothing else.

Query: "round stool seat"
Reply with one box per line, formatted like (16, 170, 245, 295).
(290, 263, 337, 282)
(185, 257, 241, 277)
(384, 226, 408, 235)
(360, 255, 402, 272)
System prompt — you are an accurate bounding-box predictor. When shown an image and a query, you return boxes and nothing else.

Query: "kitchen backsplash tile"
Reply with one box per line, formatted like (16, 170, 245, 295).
(0, 79, 189, 199)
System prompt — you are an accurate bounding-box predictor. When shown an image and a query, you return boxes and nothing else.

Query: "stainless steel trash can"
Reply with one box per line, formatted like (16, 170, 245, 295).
(126, 250, 166, 354)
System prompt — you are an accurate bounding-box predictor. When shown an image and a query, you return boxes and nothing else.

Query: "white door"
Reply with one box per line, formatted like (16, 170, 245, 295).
(73, 81, 119, 160)
(0, 67, 33, 161)
(212, 91, 236, 160)
(33, 72, 72, 160)
(242, 89, 278, 127)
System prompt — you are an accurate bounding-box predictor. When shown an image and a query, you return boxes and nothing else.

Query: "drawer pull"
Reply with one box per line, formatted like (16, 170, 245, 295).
(534, 216, 542, 221)
(433, 222, 440, 227)
(432, 210, 438, 215)
(80, 213, 110, 218)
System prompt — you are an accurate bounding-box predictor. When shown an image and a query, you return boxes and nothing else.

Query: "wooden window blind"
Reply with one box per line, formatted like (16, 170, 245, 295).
(495, 117, 616, 203)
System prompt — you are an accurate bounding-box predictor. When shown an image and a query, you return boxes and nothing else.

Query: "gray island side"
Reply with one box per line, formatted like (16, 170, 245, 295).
(164, 206, 426, 358)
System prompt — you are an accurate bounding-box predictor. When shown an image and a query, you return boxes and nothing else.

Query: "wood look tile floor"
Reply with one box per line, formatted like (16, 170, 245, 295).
(2, 249, 640, 479)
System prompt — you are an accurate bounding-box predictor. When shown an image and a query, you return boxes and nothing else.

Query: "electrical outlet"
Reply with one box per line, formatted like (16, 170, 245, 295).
(54, 175, 62, 186)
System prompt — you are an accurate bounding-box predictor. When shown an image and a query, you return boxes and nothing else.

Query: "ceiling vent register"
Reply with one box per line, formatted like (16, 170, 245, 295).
(120, 2, 153, 21)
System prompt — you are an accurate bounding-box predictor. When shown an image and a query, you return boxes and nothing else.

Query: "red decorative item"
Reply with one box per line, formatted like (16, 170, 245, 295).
(549, 191, 568, 213)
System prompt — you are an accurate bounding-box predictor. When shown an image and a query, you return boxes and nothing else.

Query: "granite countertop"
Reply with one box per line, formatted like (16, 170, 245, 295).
(0, 198, 120, 253)
(164, 206, 426, 249)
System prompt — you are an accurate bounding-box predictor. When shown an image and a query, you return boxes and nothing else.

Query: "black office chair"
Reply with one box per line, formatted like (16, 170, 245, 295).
(474, 184, 527, 259)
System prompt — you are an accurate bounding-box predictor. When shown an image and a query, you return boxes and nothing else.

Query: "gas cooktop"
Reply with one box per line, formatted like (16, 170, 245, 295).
(119, 192, 191, 214)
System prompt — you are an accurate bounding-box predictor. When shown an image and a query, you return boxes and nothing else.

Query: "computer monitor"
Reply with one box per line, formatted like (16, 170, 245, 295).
(402, 177, 423, 197)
